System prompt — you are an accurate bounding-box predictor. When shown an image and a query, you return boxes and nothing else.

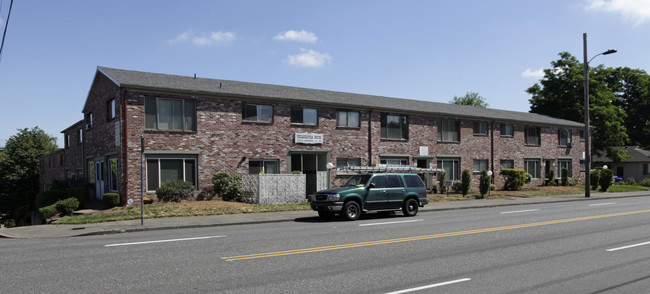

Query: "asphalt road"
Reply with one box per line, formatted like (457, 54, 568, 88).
(2, 197, 650, 293)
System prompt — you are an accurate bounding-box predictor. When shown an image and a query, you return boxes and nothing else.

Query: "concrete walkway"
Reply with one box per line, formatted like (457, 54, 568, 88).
(1, 191, 649, 239)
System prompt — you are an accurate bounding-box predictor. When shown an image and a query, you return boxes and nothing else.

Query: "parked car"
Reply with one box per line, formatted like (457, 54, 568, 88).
(310, 173, 428, 220)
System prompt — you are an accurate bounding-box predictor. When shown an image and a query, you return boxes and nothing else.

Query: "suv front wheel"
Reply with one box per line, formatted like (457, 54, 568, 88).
(343, 201, 361, 221)
(402, 198, 419, 216)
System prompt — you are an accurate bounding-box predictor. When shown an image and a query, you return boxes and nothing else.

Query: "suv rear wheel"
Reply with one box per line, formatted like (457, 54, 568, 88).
(343, 201, 361, 221)
(402, 198, 419, 216)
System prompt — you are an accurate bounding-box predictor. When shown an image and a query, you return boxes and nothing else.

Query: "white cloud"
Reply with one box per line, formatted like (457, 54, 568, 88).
(273, 30, 318, 43)
(521, 68, 545, 78)
(168, 31, 235, 46)
(586, 0, 650, 25)
(287, 48, 331, 68)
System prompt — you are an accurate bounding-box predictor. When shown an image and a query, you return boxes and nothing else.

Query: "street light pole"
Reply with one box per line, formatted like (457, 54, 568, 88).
(583, 33, 616, 198)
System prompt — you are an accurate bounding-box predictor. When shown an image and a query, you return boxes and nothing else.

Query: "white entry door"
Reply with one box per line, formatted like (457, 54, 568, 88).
(95, 161, 105, 200)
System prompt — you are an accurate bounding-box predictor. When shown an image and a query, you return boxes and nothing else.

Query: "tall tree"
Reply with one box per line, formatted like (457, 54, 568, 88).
(607, 67, 650, 149)
(450, 92, 489, 108)
(0, 127, 58, 226)
(527, 52, 629, 161)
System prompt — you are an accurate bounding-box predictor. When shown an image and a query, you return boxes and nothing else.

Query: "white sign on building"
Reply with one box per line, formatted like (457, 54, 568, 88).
(295, 133, 324, 144)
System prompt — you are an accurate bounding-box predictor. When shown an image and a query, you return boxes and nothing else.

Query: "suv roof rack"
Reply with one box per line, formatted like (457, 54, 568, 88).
(337, 165, 442, 174)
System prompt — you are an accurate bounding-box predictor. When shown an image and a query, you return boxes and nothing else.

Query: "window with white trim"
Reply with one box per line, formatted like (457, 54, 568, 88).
(500, 124, 514, 137)
(473, 159, 488, 172)
(291, 107, 317, 125)
(439, 120, 460, 142)
(336, 158, 361, 169)
(336, 111, 360, 128)
(380, 157, 409, 166)
(146, 157, 197, 191)
(381, 114, 408, 140)
(525, 126, 541, 145)
(558, 129, 571, 146)
(107, 98, 116, 121)
(249, 159, 279, 174)
(525, 159, 541, 179)
(473, 122, 488, 135)
(145, 97, 196, 131)
(108, 158, 118, 192)
(437, 157, 460, 181)
(500, 159, 514, 169)
(558, 159, 572, 177)
(243, 104, 273, 123)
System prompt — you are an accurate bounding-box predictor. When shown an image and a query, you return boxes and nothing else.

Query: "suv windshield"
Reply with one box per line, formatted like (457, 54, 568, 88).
(342, 174, 371, 187)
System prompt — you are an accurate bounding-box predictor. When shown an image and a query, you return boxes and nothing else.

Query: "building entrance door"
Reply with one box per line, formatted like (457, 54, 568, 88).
(416, 158, 434, 190)
(289, 152, 329, 196)
(95, 161, 105, 200)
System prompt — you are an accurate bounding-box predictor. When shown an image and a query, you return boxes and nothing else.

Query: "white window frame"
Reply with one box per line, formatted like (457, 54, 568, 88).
(248, 159, 279, 174)
(500, 124, 514, 137)
(108, 158, 119, 192)
(336, 111, 360, 128)
(145, 97, 196, 131)
(439, 119, 460, 142)
(500, 159, 514, 169)
(243, 104, 273, 123)
(146, 157, 197, 191)
(473, 122, 488, 135)
(525, 159, 541, 179)
(291, 107, 318, 125)
(525, 126, 541, 146)
(473, 159, 489, 172)
(558, 159, 572, 177)
(438, 157, 461, 181)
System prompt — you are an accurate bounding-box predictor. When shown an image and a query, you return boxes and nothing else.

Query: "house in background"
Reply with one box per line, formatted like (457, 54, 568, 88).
(593, 146, 650, 183)
(39, 120, 85, 191)
(40, 66, 588, 205)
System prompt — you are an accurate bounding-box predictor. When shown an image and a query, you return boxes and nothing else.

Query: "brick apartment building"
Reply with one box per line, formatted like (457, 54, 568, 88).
(40, 66, 587, 205)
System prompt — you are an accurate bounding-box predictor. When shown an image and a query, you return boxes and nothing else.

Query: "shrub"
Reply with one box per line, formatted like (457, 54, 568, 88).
(590, 169, 601, 190)
(38, 204, 57, 220)
(640, 178, 650, 187)
(212, 172, 242, 201)
(196, 187, 216, 201)
(599, 169, 614, 191)
(561, 168, 569, 186)
(156, 180, 195, 202)
(479, 170, 491, 199)
(103, 193, 121, 208)
(35, 188, 67, 209)
(625, 177, 636, 185)
(546, 169, 556, 186)
(437, 171, 447, 194)
(68, 187, 88, 208)
(501, 169, 527, 191)
(55, 198, 79, 216)
(452, 180, 463, 193)
(460, 169, 471, 196)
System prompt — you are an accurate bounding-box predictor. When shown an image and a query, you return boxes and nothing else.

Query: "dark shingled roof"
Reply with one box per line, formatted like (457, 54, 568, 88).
(96, 66, 585, 128)
(593, 146, 650, 163)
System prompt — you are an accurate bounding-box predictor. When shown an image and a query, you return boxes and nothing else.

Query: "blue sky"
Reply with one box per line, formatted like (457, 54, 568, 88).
(1, 0, 649, 147)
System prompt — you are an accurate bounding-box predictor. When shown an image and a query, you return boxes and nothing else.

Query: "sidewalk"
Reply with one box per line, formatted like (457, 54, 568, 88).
(1, 191, 649, 239)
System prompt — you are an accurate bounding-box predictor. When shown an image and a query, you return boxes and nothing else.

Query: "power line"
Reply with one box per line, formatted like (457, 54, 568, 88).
(0, 0, 14, 63)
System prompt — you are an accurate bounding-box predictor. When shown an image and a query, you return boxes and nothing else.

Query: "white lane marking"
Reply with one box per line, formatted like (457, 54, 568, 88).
(607, 241, 650, 252)
(385, 278, 471, 294)
(589, 202, 616, 207)
(105, 235, 226, 247)
(359, 219, 423, 227)
(500, 209, 540, 214)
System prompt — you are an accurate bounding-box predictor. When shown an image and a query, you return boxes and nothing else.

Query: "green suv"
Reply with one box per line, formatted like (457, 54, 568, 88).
(310, 173, 428, 221)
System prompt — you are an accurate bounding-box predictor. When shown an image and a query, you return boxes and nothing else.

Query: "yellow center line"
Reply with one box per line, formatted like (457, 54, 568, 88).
(221, 209, 650, 262)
